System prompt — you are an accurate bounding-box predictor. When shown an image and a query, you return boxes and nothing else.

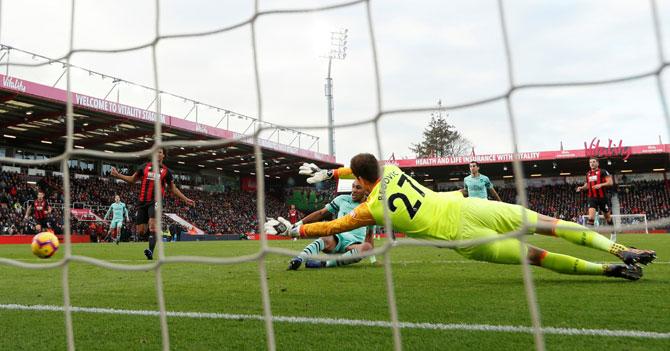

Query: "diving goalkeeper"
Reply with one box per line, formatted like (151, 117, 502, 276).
(267, 153, 656, 281)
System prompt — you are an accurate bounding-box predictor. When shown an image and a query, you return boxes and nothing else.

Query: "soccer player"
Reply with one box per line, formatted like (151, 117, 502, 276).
(576, 157, 616, 241)
(288, 204, 299, 225)
(270, 179, 375, 270)
(461, 161, 501, 201)
(24, 189, 52, 232)
(268, 153, 656, 281)
(104, 194, 130, 244)
(110, 148, 195, 259)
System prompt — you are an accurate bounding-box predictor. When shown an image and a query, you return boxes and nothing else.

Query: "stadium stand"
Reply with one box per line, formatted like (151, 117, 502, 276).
(497, 180, 670, 224)
(0, 169, 299, 238)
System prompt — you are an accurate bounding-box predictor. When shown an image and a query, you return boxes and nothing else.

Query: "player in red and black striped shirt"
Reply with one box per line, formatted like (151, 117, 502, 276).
(111, 148, 194, 259)
(576, 158, 615, 239)
(24, 189, 52, 232)
(288, 204, 299, 224)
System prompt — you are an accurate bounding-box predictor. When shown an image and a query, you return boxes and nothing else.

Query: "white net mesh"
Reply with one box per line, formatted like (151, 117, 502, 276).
(0, 1, 669, 350)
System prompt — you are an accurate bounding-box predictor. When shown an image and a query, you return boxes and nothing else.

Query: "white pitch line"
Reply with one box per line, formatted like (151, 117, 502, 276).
(0, 303, 668, 339)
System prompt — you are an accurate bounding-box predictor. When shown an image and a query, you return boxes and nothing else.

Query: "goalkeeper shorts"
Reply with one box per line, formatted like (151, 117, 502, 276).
(453, 197, 539, 264)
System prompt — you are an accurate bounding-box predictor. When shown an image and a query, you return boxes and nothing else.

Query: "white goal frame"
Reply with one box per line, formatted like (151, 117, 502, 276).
(580, 214, 649, 234)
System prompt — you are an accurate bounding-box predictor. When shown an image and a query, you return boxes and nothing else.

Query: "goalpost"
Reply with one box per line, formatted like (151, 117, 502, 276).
(579, 214, 649, 234)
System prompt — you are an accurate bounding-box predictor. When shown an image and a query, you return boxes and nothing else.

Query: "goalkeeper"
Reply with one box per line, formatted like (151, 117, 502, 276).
(270, 180, 375, 270)
(268, 153, 656, 281)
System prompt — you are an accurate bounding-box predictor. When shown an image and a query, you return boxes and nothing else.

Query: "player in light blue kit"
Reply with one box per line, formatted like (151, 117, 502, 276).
(269, 179, 375, 270)
(462, 161, 501, 201)
(104, 194, 130, 244)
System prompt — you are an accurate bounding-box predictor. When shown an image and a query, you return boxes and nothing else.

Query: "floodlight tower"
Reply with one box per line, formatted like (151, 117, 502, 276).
(324, 29, 348, 157)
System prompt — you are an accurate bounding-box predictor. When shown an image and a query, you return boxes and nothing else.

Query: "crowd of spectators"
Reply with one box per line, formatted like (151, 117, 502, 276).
(0, 172, 66, 235)
(287, 185, 334, 212)
(617, 180, 670, 221)
(496, 180, 670, 225)
(164, 188, 289, 235)
(0, 170, 297, 236)
(497, 183, 584, 222)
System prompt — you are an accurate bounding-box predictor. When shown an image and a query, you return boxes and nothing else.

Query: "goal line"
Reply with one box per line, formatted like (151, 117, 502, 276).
(1, 303, 667, 340)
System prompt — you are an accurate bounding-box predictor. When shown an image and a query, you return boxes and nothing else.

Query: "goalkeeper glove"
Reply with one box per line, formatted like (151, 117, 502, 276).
(264, 217, 300, 237)
(298, 163, 334, 184)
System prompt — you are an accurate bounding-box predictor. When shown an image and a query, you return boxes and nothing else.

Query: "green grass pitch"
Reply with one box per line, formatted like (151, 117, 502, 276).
(0, 234, 668, 350)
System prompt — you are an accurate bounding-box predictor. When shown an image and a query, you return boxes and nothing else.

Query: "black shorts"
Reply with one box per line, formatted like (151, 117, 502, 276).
(135, 202, 156, 225)
(588, 197, 611, 213)
(35, 218, 48, 229)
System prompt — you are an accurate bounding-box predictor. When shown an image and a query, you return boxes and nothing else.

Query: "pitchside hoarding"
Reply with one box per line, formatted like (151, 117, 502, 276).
(386, 144, 668, 168)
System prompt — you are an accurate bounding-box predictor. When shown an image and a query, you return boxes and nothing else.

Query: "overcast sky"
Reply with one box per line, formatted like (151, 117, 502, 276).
(1, 0, 669, 164)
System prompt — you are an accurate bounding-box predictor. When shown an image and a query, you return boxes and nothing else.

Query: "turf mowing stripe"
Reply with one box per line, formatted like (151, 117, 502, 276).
(1, 303, 668, 339)
(11, 258, 670, 264)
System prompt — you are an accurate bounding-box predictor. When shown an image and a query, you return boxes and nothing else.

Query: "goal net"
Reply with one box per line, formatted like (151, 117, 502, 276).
(0, 1, 669, 351)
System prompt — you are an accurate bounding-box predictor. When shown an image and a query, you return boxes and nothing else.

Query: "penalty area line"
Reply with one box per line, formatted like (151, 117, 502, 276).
(0, 303, 668, 339)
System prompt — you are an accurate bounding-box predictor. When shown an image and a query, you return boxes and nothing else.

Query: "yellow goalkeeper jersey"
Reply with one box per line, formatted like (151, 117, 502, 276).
(300, 165, 463, 240)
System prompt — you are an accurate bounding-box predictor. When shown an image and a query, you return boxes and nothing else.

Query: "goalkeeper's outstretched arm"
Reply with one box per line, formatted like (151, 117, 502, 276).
(300, 203, 376, 237)
(299, 163, 355, 183)
(265, 206, 332, 235)
(300, 208, 332, 225)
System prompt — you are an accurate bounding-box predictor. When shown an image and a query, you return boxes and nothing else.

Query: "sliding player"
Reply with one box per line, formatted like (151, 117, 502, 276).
(104, 194, 130, 244)
(268, 154, 656, 281)
(270, 179, 375, 270)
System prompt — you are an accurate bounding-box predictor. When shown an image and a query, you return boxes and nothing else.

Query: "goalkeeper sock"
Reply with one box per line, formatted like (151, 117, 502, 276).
(301, 238, 325, 256)
(539, 251, 604, 275)
(326, 249, 363, 267)
(552, 220, 624, 254)
(148, 232, 156, 253)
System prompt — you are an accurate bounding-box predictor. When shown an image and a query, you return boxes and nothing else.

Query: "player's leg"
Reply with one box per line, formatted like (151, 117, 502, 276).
(586, 207, 596, 227)
(38, 218, 49, 233)
(455, 227, 641, 280)
(135, 208, 147, 241)
(526, 245, 642, 280)
(312, 241, 372, 268)
(134, 204, 151, 259)
(146, 203, 158, 260)
(533, 213, 655, 265)
(306, 233, 366, 268)
(586, 198, 598, 228)
(135, 223, 145, 242)
(602, 199, 616, 241)
(104, 221, 115, 242)
(461, 198, 656, 265)
(288, 236, 337, 270)
(114, 221, 122, 244)
(147, 216, 156, 258)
